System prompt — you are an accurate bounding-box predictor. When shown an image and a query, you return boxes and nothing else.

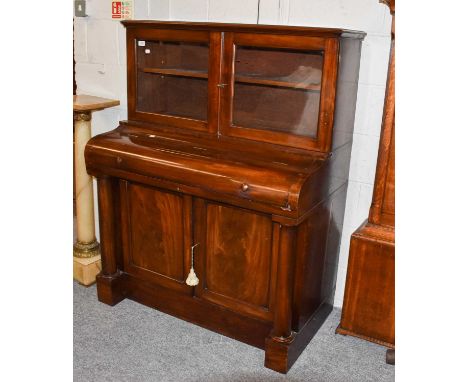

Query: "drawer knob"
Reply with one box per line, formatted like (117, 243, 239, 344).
(241, 183, 249, 192)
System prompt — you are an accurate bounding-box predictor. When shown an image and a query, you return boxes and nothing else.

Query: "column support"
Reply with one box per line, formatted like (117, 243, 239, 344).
(73, 111, 99, 257)
(265, 224, 297, 373)
(73, 111, 101, 285)
(72, 95, 119, 286)
(96, 177, 117, 276)
(95, 176, 125, 306)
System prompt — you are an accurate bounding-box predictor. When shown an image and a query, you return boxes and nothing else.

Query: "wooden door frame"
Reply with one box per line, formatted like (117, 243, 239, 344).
(219, 32, 339, 152)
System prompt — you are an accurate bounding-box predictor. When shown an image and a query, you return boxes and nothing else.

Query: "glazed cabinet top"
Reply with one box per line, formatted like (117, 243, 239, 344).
(123, 21, 365, 152)
(86, 21, 364, 221)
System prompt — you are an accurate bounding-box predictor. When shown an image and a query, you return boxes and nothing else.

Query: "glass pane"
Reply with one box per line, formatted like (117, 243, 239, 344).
(137, 72, 208, 120)
(136, 40, 209, 121)
(232, 46, 323, 138)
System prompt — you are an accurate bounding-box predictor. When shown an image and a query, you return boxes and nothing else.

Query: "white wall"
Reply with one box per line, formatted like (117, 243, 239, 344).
(74, 0, 392, 307)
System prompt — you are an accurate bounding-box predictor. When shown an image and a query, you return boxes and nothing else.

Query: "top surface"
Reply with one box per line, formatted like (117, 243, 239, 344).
(121, 20, 366, 39)
(73, 95, 120, 112)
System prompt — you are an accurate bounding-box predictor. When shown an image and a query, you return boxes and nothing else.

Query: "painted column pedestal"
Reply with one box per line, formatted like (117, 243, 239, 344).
(73, 95, 119, 285)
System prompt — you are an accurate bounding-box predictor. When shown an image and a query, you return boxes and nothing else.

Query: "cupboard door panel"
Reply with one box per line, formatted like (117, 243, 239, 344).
(195, 201, 276, 321)
(121, 181, 192, 294)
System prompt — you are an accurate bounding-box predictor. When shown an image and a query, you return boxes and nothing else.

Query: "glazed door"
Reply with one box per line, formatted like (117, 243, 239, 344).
(219, 33, 339, 152)
(120, 181, 193, 294)
(127, 27, 222, 133)
(193, 198, 279, 322)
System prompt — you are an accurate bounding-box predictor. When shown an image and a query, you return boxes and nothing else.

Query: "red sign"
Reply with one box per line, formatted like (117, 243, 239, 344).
(112, 2, 122, 19)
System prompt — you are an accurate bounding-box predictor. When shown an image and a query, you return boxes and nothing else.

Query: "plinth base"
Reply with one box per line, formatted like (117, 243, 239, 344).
(73, 255, 102, 286)
(337, 220, 395, 347)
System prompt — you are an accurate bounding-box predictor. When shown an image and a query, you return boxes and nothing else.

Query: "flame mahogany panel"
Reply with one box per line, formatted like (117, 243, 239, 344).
(195, 201, 276, 322)
(120, 181, 193, 295)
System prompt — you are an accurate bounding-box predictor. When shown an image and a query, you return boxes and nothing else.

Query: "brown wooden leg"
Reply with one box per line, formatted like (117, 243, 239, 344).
(265, 225, 297, 373)
(386, 348, 395, 365)
(96, 176, 125, 306)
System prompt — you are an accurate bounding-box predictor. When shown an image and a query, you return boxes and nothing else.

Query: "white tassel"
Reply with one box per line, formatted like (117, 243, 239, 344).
(186, 243, 200, 286)
(185, 267, 199, 286)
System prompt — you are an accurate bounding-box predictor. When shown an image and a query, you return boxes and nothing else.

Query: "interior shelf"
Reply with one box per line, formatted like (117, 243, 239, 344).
(235, 75, 321, 91)
(140, 68, 320, 92)
(141, 68, 208, 79)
